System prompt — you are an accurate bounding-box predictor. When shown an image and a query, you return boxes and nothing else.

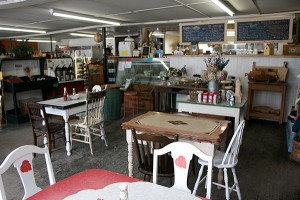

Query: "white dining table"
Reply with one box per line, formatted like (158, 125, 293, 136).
(64, 182, 202, 200)
(38, 94, 86, 156)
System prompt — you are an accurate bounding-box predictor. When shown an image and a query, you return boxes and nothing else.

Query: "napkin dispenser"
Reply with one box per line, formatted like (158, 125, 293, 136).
(118, 42, 134, 57)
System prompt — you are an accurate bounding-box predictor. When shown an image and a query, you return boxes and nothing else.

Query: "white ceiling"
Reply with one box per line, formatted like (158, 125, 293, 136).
(0, 0, 300, 41)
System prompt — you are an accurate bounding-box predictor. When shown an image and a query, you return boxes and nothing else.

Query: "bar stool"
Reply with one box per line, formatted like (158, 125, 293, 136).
(124, 91, 138, 117)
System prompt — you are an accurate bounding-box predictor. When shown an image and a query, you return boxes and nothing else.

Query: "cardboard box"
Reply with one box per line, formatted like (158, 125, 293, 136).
(19, 98, 42, 115)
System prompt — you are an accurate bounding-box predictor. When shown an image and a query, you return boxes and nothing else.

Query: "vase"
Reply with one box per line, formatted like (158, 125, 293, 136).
(207, 81, 220, 93)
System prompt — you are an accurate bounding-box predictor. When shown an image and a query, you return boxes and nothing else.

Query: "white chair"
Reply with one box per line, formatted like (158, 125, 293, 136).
(70, 87, 107, 155)
(193, 120, 246, 200)
(0, 145, 55, 200)
(153, 141, 213, 199)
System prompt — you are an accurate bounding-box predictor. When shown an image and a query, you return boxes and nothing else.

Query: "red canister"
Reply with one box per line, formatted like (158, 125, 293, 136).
(208, 93, 214, 103)
(202, 92, 208, 103)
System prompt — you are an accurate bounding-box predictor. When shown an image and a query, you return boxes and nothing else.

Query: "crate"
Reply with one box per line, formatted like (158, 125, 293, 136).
(19, 98, 42, 115)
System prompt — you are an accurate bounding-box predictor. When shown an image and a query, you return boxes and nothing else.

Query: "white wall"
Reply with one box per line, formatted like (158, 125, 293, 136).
(169, 55, 300, 121)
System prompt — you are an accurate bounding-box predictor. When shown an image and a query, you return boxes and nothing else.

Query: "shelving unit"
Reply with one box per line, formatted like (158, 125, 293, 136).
(0, 58, 58, 124)
(246, 82, 287, 124)
(107, 56, 118, 84)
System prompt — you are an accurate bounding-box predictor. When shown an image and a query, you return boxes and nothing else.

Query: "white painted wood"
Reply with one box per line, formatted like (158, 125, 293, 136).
(0, 145, 55, 200)
(177, 99, 247, 131)
(64, 182, 200, 200)
(153, 142, 213, 199)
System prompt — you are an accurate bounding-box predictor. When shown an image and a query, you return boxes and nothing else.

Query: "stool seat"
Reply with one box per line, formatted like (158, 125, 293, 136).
(124, 91, 138, 117)
(124, 91, 138, 96)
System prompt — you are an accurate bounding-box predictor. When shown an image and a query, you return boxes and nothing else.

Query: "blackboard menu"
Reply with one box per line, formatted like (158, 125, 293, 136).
(236, 19, 291, 42)
(181, 23, 226, 43)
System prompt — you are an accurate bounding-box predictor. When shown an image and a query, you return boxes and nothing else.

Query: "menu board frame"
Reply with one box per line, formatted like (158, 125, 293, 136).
(235, 17, 293, 43)
(179, 21, 227, 44)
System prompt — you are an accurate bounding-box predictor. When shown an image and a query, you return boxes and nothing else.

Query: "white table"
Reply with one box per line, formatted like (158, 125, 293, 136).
(177, 98, 247, 131)
(64, 182, 203, 200)
(38, 95, 86, 156)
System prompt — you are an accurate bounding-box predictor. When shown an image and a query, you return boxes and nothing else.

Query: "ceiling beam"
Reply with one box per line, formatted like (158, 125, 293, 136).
(247, 0, 261, 14)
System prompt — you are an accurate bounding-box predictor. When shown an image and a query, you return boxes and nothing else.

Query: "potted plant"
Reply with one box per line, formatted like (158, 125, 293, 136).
(201, 56, 229, 93)
(13, 40, 34, 58)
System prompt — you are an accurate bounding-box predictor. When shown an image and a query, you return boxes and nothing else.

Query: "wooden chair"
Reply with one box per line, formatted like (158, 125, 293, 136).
(153, 141, 213, 199)
(132, 130, 177, 183)
(0, 145, 55, 200)
(27, 102, 65, 154)
(70, 87, 107, 155)
(193, 120, 246, 200)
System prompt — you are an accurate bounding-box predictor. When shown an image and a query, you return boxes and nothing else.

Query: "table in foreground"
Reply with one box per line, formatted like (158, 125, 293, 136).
(28, 169, 207, 200)
(122, 111, 230, 189)
(27, 169, 141, 200)
(38, 95, 86, 156)
(177, 98, 247, 131)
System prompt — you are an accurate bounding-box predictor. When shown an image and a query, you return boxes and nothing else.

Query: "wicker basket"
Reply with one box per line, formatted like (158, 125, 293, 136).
(189, 90, 198, 102)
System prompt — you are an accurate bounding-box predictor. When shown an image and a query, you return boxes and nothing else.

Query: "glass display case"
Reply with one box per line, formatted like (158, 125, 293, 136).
(116, 58, 170, 86)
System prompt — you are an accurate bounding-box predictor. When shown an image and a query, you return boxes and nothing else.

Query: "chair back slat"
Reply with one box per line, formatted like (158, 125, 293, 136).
(0, 145, 55, 200)
(132, 130, 177, 179)
(221, 120, 246, 167)
(153, 141, 213, 198)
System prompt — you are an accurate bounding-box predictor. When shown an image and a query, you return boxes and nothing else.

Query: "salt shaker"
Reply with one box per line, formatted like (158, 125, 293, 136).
(119, 183, 128, 200)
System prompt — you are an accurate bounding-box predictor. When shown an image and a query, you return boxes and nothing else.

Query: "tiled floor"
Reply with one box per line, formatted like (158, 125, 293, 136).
(0, 114, 300, 200)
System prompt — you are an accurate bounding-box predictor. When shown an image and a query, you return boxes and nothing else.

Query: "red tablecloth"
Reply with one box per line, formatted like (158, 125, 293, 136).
(28, 169, 141, 200)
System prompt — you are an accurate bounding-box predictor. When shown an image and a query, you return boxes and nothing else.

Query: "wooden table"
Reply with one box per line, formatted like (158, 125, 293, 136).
(246, 82, 286, 124)
(122, 111, 230, 177)
(38, 95, 86, 156)
(177, 99, 247, 131)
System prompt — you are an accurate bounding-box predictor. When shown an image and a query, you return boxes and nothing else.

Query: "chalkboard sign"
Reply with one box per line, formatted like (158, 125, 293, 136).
(236, 18, 292, 42)
(180, 23, 226, 43)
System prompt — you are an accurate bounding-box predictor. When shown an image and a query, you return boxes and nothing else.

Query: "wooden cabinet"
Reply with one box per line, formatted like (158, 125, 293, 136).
(246, 82, 287, 124)
(127, 83, 154, 110)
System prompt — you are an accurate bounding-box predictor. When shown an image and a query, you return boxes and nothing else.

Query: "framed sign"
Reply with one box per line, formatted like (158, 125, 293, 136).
(180, 22, 227, 44)
(235, 17, 293, 43)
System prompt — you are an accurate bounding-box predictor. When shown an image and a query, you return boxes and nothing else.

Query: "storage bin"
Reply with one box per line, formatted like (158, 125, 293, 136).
(104, 84, 121, 121)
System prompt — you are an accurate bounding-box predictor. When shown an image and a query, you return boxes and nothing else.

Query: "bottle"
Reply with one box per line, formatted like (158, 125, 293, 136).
(119, 183, 128, 200)
(72, 88, 76, 95)
(63, 87, 68, 101)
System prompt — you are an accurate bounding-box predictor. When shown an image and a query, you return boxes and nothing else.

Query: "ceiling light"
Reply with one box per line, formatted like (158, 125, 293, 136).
(0, 26, 46, 33)
(211, 0, 234, 16)
(124, 35, 134, 42)
(50, 9, 120, 26)
(227, 20, 235, 24)
(16, 39, 56, 43)
(152, 28, 164, 36)
(70, 33, 94, 38)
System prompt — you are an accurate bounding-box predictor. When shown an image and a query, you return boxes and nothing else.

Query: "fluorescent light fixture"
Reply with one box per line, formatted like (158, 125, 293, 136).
(50, 9, 120, 26)
(16, 39, 56, 43)
(211, 0, 234, 16)
(0, 26, 46, 33)
(70, 33, 94, 38)
(152, 28, 164, 36)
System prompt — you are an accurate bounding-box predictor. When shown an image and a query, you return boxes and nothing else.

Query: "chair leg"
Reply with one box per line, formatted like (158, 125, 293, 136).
(100, 122, 108, 147)
(192, 165, 205, 195)
(47, 133, 52, 154)
(88, 129, 93, 155)
(223, 168, 230, 200)
(231, 167, 242, 200)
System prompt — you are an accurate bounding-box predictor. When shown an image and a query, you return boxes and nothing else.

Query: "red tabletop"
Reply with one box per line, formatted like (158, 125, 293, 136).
(28, 169, 141, 200)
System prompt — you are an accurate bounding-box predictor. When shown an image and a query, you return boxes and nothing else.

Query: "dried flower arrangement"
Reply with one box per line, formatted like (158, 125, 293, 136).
(201, 56, 230, 82)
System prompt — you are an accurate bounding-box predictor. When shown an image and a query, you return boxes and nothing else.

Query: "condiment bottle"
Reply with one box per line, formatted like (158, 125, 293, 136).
(119, 183, 128, 200)
(63, 87, 68, 101)
(72, 88, 76, 95)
